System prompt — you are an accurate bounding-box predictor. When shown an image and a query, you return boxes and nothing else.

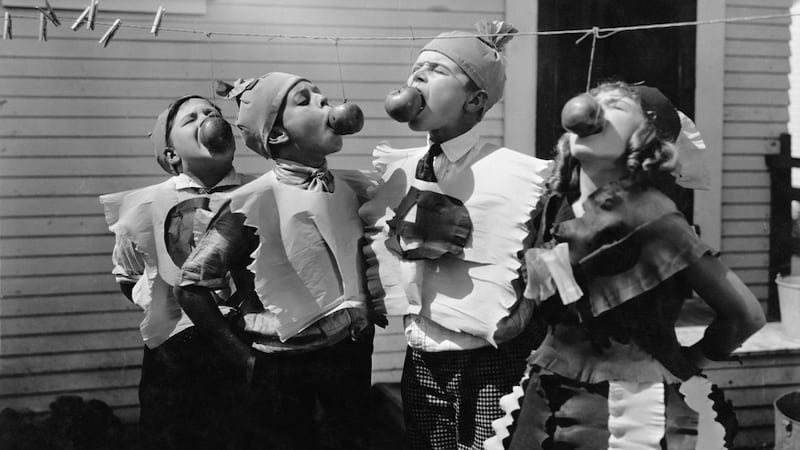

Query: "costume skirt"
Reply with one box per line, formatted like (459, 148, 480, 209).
(485, 365, 737, 450)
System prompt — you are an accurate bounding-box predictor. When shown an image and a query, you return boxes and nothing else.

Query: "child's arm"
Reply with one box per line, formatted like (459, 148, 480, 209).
(684, 254, 766, 368)
(175, 203, 257, 382)
(111, 234, 145, 304)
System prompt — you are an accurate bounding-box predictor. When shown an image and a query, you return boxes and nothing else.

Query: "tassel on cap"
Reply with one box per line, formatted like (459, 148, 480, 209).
(475, 19, 517, 52)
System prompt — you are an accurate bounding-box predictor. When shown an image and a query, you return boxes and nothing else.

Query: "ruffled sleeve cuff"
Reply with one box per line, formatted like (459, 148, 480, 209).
(578, 212, 713, 317)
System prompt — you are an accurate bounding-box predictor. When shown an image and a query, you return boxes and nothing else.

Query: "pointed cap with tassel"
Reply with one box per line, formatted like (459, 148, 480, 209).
(421, 20, 517, 112)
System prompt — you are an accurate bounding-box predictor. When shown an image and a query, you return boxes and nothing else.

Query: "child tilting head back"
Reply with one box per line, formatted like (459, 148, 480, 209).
(364, 20, 555, 450)
(150, 95, 236, 187)
(384, 20, 517, 142)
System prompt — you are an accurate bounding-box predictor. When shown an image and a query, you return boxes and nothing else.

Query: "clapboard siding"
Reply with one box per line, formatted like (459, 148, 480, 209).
(722, 0, 791, 316)
(721, 2, 794, 445)
(0, 0, 506, 421)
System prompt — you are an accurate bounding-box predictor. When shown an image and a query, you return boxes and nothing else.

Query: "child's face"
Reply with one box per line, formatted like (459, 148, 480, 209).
(279, 80, 343, 160)
(169, 98, 235, 174)
(569, 89, 645, 163)
(405, 51, 474, 133)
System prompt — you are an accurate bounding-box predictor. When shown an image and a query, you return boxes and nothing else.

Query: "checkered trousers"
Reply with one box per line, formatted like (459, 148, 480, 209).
(401, 334, 535, 450)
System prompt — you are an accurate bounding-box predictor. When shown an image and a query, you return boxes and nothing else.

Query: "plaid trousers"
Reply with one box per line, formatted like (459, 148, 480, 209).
(401, 329, 538, 450)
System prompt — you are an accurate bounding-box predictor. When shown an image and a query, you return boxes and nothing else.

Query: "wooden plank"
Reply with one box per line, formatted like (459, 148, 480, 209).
(722, 187, 770, 203)
(726, 6, 792, 23)
(2, 0, 205, 14)
(725, 24, 791, 41)
(722, 219, 770, 237)
(2, 293, 135, 317)
(725, 56, 791, 73)
(722, 204, 770, 220)
(726, 39, 791, 57)
(721, 236, 770, 252)
(723, 155, 768, 171)
(726, 0, 794, 8)
(720, 384, 800, 409)
(728, 268, 770, 285)
(724, 106, 790, 122)
(1, 348, 143, 376)
(1, 330, 141, 355)
(1, 310, 141, 336)
(0, 58, 410, 81)
(0, 179, 166, 199)
(0, 387, 140, 417)
(0, 369, 140, 398)
(2, 255, 112, 277)
(720, 252, 770, 269)
(0, 216, 111, 237)
(724, 73, 791, 90)
(707, 363, 800, 388)
(1, 235, 115, 257)
(724, 88, 791, 106)
(214, 0, 504, 12)
(721, 171, 770, 187)
(723, 122, 789, 139)
(723, 137, 781, 154)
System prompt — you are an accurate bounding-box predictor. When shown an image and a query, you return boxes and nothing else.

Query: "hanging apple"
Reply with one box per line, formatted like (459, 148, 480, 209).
(198, 116, 234, 153)
(561, 93, 605, 137)
(384, 86, 424, 123)
(328, 101, 364, 135)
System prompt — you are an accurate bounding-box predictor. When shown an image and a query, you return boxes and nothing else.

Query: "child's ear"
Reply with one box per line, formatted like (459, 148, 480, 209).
(163, 147, 182, 173)
(465, 90, 488, 114)
(267, 126, 290, 146)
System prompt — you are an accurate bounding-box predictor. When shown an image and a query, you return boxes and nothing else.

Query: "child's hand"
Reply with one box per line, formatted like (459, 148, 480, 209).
(347, 308, 373, 341)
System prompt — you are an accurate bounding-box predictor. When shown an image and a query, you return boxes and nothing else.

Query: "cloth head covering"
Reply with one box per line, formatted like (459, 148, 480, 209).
(632, 85, 710, 190)
(150, 94, 208, 175)
(216, 72, 308, 159)
(421, 20, 517, 113)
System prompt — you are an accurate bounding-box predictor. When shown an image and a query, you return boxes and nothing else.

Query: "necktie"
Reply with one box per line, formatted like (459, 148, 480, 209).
(415, 143, 443, 182)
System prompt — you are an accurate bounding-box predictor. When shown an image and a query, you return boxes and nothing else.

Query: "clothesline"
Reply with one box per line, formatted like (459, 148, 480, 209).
(4, 10, 799, 42)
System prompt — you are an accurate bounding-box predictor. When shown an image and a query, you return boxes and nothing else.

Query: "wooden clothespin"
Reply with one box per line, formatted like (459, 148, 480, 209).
(98, 18, 120, 47)
(150, 6, 165, 36)
(3, 12, 11, 40)
(36, 0, 60, 26)
(38, 11, 48, 41)
(88, 0, 98, 31)
(70, 5, 91, 31)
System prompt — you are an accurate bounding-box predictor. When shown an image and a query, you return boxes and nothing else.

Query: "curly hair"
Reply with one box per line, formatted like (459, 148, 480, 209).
(548, 81, 679, 196)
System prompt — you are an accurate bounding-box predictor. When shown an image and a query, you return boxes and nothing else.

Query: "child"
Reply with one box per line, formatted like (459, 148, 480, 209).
(174, 72, 377, 450)
(359, 20, 553, 449)
(100, 95, 250, 450)
(487, 82, 766, 449)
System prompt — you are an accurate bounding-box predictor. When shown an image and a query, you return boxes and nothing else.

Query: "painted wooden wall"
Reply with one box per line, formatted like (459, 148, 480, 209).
(721, 0, 792, 306)
(0, 0, 505, 421)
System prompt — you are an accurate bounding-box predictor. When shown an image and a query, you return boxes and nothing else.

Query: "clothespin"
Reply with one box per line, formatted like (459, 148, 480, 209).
(70, 5, 91, 31)
(38, 11, 47, 42)
(150, 6, 165, 36)
(98, 18, 120, 48)
(88, 0, 98, 31)
(3, 12, 11, 40)
(36, 0, 60, 27)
